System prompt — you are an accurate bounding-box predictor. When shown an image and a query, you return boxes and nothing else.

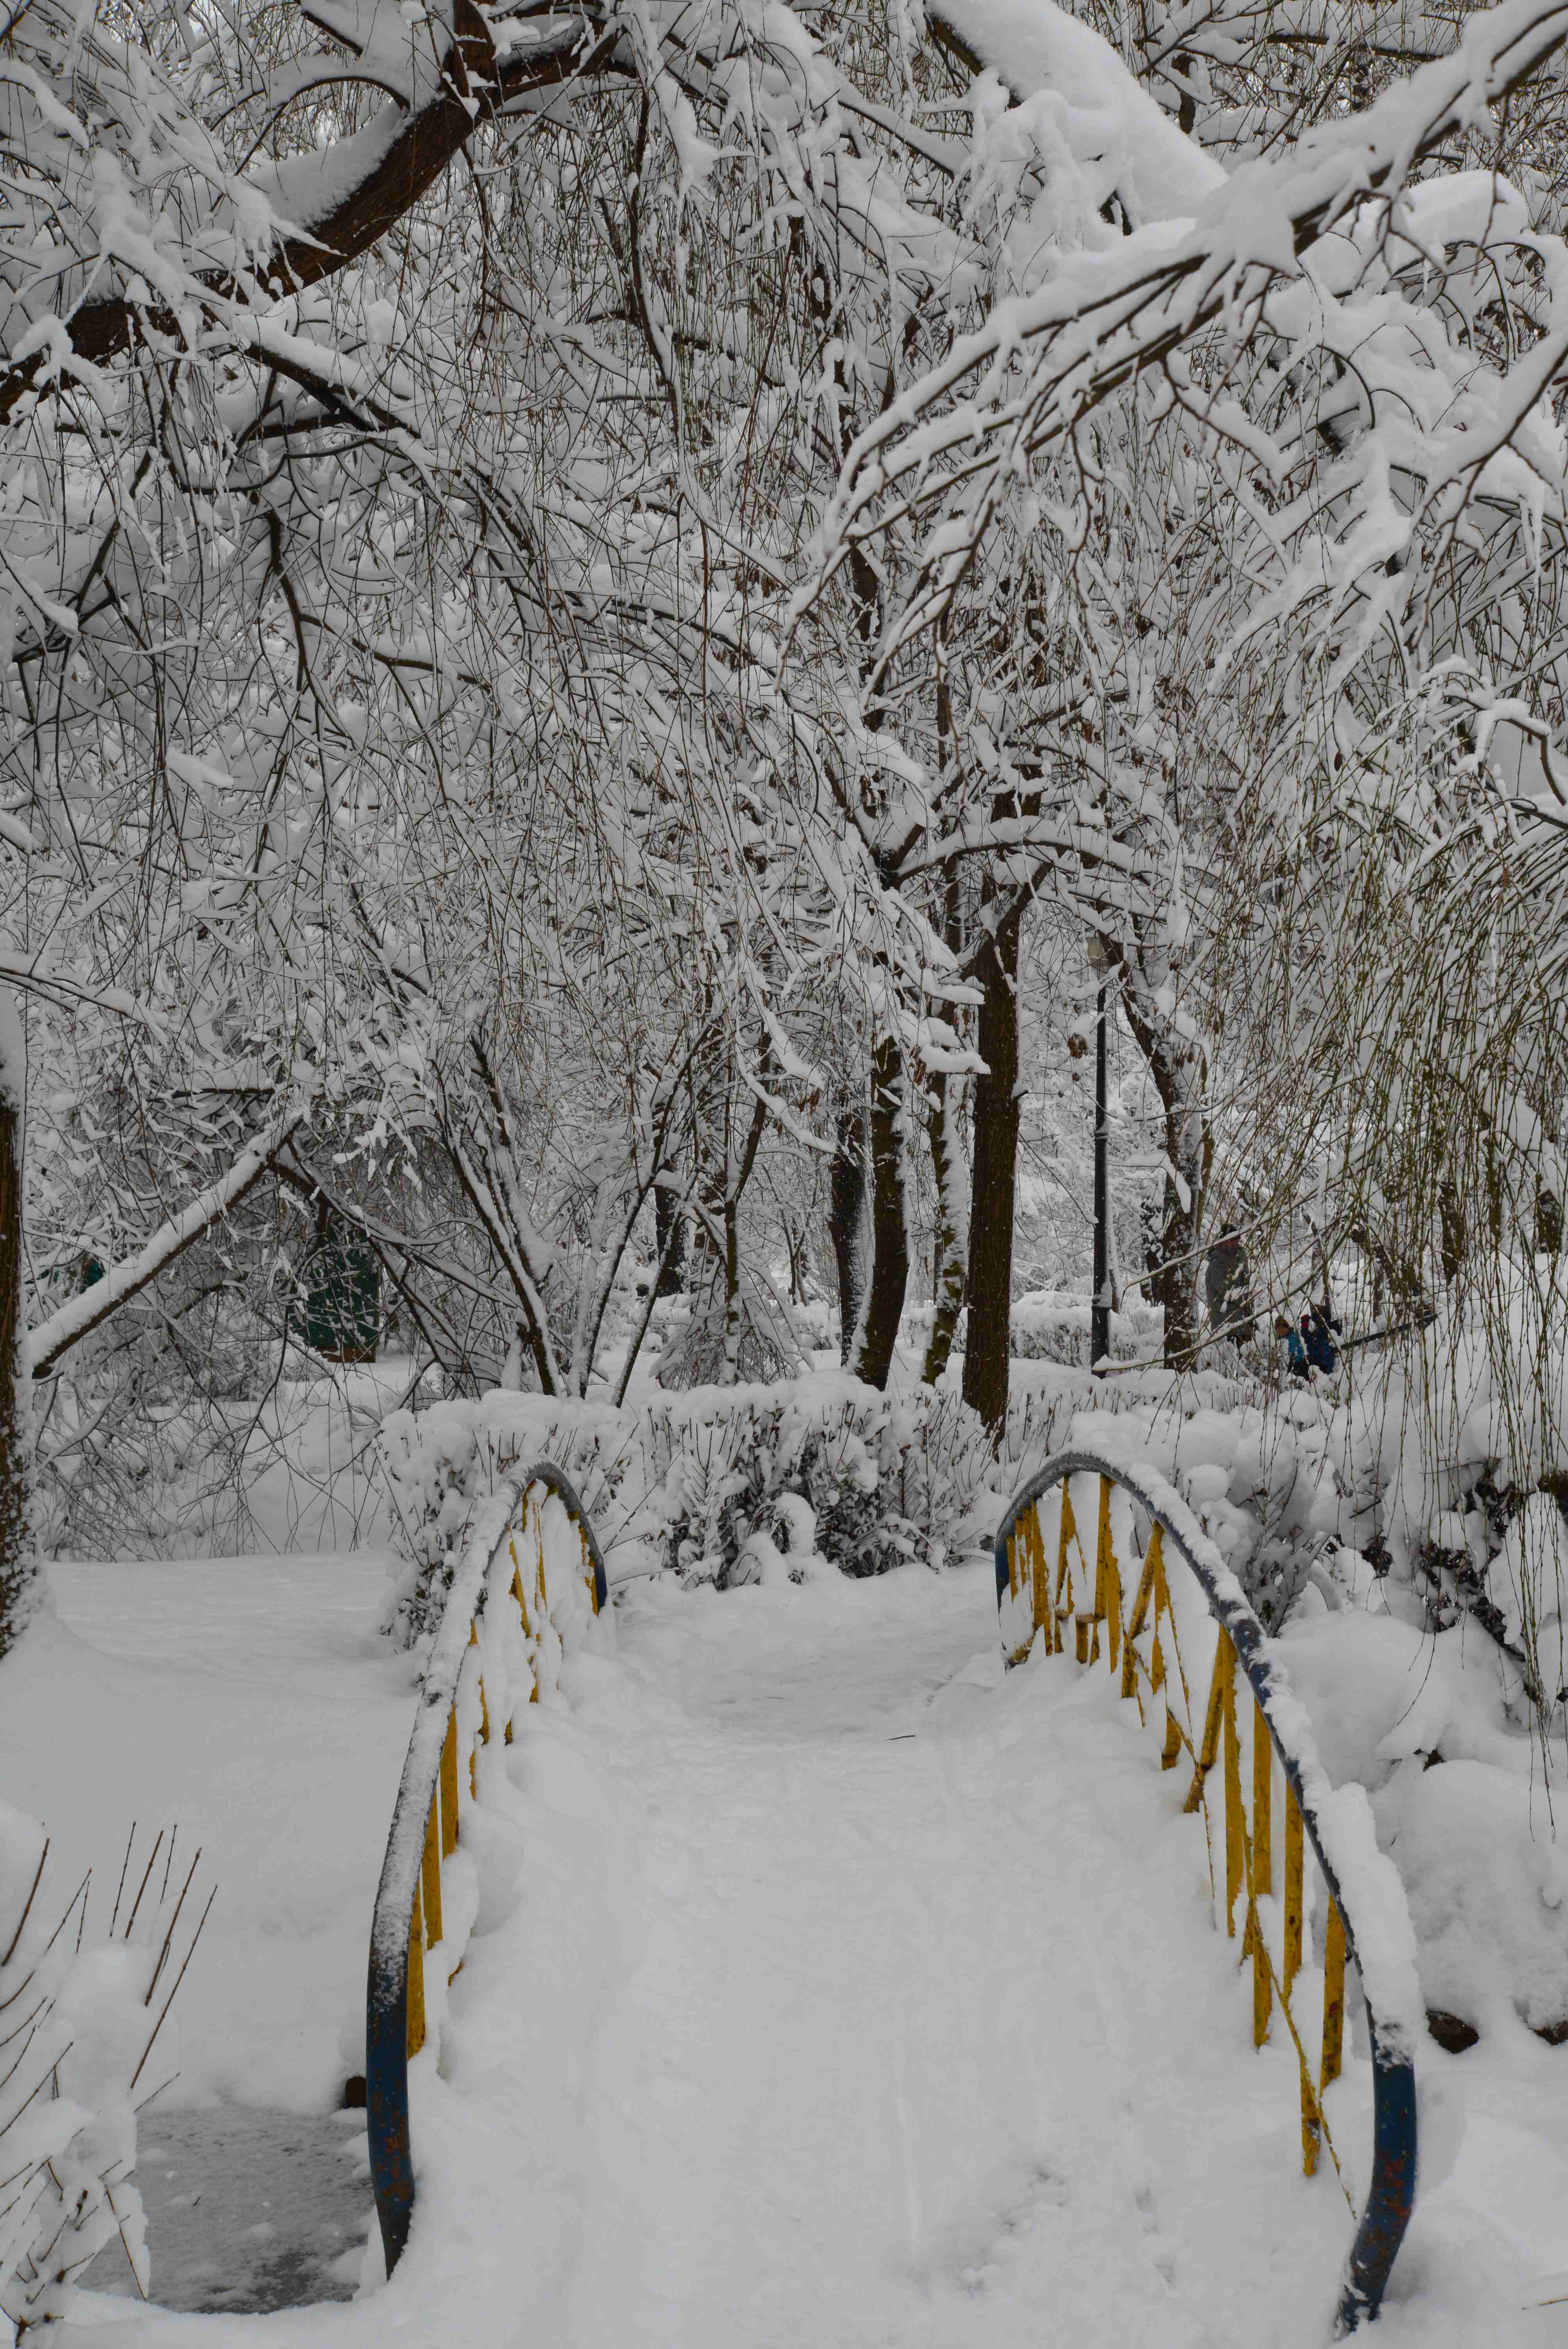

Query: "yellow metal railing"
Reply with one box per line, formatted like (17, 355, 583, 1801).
(366, 1460, 608, 2274)
(996, 1451, 1418, 2335)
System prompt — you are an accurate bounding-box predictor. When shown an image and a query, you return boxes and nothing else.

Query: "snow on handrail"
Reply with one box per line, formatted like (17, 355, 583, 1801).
(365, 1458, 608, 2276)
(995, 1448, 1421, 2337)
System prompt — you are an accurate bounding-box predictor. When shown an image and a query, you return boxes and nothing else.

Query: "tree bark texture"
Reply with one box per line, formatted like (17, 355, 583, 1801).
(829, 1104, 867, 1368)
(654, 1178, 687, 1297)
(921, 1070, 968, 1387)
(1119, 968, 1209, 1369)
(962, 909, 1021, 1439)
(0, 1053, 31, 1659)
(853, 1034, 910, 1392)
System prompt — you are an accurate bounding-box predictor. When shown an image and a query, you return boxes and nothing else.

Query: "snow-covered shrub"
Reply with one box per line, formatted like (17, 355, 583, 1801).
(1372, 1760, 1568, 2037)
(0, 1807, 206, 2332)
(1051, 1385, 1344, 1629)
(1327, 1272, 1568, 1716)
(1275, 1609, 1568, 2037)
(379, 1393, 629, 1642)
(1008, 1289, 1160, 1366)
(378, 1374, 1001, 1633)
(636, 1382, 994, 1584)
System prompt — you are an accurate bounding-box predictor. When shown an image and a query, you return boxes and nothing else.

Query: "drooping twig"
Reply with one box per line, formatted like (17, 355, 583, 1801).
(129, 1889, 214, 2093)
(121, 1832, 164, 1942)
(145, 1848, 201, 2006)
(0, 1840, 47, 1968)
(109, 1826, 137, 1938)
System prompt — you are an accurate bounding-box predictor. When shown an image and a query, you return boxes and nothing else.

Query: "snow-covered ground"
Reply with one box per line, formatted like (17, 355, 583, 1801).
(8, 1555, 1568, 2344)
(6, 1555, 415, 2110)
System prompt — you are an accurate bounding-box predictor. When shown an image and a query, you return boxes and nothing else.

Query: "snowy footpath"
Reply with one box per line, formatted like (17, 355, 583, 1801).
(12, 1559, 1568, 2346)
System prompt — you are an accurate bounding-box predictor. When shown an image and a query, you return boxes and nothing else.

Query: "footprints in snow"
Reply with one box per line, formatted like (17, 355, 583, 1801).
(955, 2160, 1069, 2296)
(951, 2149, 1177, 2301)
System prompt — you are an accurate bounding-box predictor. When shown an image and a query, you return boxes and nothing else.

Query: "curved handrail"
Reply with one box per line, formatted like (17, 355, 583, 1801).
(995, 1449, 1419, 2338)
(365, 1458, 608, 2276)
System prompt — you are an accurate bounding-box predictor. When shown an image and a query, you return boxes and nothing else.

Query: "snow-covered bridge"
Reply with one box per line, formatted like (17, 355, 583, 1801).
(7, 1470, 1568, 2348)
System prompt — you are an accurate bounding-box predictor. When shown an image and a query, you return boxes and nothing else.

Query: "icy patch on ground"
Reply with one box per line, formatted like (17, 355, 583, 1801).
(80, 2112, 371, 2314)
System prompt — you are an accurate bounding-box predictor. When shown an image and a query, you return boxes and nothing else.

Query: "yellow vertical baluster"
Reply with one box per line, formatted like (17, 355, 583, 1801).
(1283, 1786, 1318, 2173)
(1125, 1542, 1157, 1640)
(421, 1787, 443, 1949)
(1030, 1510, 1053, 1651)
(1096, 1477, 1121, 1679)
(1249, 1700, 1277, 2048)
(1151, 1535, 1172, 1692)
(468, 1625, 490, 1797)
(1122, 1543, 1156, 1705)
(1321, 1896, 1346, 2095)
(1221, 1637, 1243, 1934)
(440, 1710, 460, 1857)
(1183, 1634, 1228, 1813)
(1300, 2066, 1324, 2178)
(1253, 1695, 1273, 1896)
(1283, 1780, 1304, 2002)
(1057, 1483, 1076, 1637)
(1247, 1897, 1272, 2048)
(406, 1877, 426, 2058)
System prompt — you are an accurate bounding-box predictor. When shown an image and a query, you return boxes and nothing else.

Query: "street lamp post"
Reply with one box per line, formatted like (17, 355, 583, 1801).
(1084, 934, 1115, 1376)
(1091, 981, 1110, 1375)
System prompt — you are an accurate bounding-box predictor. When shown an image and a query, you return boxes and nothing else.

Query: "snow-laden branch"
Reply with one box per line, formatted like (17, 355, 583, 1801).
(797, 0, 1568, 673)
(27, 1100, 314, 1380)
(0, 1, 604, 425)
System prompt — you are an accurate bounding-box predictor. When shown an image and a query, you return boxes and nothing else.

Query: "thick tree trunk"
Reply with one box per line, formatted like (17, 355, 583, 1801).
(829, 1103, 867, 1367)
(0, 1016, 32, 1659)
(962, 909, 1021, 1440)
(853, 1034, 910, 1391)
(921, 1070, 968, 1386)
(1118, 956, 1209, 1369)
(654, 1177, 686, 1296)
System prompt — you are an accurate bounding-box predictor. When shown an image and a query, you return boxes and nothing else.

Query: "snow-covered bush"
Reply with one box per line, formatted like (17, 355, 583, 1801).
(0, 1807, 207, 2332)
(1275, 1609, 1568, 2038)
(1325, 1273, 1568, 1716)
(378, 1374, 1001, 1638)
(1052, 1385, 1346, 1629)
(1008, 1290, 1160, 1366)
(378, 1392, 629, 1640)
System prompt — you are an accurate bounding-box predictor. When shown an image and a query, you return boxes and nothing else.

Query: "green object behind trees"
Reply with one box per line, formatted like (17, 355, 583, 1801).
(303, 1223, 381, 1362)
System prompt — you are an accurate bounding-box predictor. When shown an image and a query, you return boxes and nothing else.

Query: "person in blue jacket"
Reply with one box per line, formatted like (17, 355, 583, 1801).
(1276, 1314, 1309, 1379)
(1303, 1301, 1342, 1374)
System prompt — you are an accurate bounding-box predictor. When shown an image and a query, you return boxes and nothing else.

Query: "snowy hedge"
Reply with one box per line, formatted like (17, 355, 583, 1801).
(900, 1289, 1164, 1368)
(378, 1374, 1001, 1640)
